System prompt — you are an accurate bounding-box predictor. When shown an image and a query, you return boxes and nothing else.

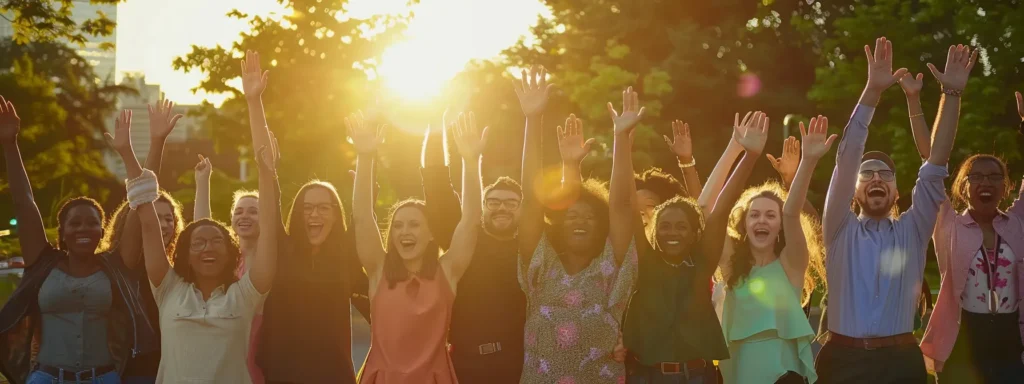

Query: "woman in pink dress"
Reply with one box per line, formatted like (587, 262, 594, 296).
(348, 110, 487, 383)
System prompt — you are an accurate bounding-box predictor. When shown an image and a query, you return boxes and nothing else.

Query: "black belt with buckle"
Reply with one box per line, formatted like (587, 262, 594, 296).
(478, 342, 502, 355)
(628, 355, 709, 379)
(36, 364, 116, 381)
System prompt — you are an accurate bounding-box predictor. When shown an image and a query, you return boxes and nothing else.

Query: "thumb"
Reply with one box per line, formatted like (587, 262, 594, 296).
(926, 63, 941, 80)
(348, 170, 356, 179)
(663, 135, 672, 146)
(766, 154, 779, 169)
(103, 132, 115, 146)
(824, 134, 838, 149)
(261, 70, 270, 84)
(583, 138, 596, 152)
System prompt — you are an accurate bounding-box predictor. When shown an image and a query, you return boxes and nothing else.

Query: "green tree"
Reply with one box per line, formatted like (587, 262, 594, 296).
(1, 0, 118, 47)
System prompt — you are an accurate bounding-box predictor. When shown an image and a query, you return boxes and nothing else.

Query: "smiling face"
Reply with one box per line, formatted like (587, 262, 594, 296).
(562, 201, 599, 254)
(966, 159, 1007, 213)
(155, 200, 177, 248)
(855, 159, 898, 218)
(655, 206, 696, 257)
(637, 189, 662, 229)
(188, 225, 230, 279)
(745, 197, 782, 252)
(390, 206, 433, 261)
(483, 189, 522, 237)
(231, 196, 260, 239)
(302, 186, 338, 246)
(62, 205, 104, 256)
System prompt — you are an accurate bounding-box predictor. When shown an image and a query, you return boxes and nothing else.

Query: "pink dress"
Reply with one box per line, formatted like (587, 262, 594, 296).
(359, 268, 457, 383)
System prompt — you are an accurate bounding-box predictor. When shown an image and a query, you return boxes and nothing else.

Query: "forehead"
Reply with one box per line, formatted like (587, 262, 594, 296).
(568, 200, 595, 215)
(859, 159, 891, 172)
(155, 200, 174, 215)
(969, 159, 1002, 174)
(235, 196, 258, 209)
(303, 186, 334, 204)
(192, 225, 223, 239)
(393, 206, 426, 221)
(66, 205, 101, 221)
(485, 189, 520, 201)
(636, 189, 661, 206)
(748, 197, 781, 211)
(656, 207, 691, 225)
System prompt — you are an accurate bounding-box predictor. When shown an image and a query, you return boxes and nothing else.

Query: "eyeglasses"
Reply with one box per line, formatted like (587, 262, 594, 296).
(485, 198, 521, 211)
(858, 170, 895, 182)
(303, 203, 336, 216)
(190, 237, 226, 252)
(967, 173, 1004, 184)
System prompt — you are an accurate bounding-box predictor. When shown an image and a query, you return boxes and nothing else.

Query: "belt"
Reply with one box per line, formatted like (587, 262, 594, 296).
(827, 331, 916, 350)
(477, 342, 502, 355)
(36, 364, 116, 381)
(629, 356, 708, 378)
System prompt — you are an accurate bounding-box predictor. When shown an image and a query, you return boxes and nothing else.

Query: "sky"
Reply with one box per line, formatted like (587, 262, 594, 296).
(115, 0, 548, 106)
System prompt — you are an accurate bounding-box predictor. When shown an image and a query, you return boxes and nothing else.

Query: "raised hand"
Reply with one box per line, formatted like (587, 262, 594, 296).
(664, 120, 693, 160)
(0, 95, 20, 144)
(194, 155, 212, 180)
(557, 114, 595, 164)
(864, 37, 909, 92)
(800, 115, 838, 160)
(927, 44, 978, 91)
(241, 50, 269, 100)
(148, 99, 183, 140)
(255, 133, 280, 174)
(513, 66, 552, 117)
(767, 136, 800, 184)
(608, 86, 646, 135)
(733, 111, 769, 155)
(898, 72, 925, 97)
(450, 112, 488, 161)
(345, 111, 385, 155)
(105, 110, 134, 156)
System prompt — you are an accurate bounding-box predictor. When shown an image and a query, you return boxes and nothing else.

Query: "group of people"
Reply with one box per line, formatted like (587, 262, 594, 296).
(0, 35, 1020, 384)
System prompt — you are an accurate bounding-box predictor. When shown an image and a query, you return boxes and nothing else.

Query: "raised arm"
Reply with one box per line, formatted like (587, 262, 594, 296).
(242, 50, 273, 157)
(0, 97, 48, 266)
(899, 72, 931, 159)
(106, 110, 171, 286)
(1009, 92, 1024, 217)
(555, 115, 590, 208)
(515, 66, 552, 257)
(248, 139, 280, 294)
(768, 136, 820, 219)
(440, 113, 487, 288)
(421, 123, 461, 250)
(702, 112, 769, 275)
(925, 45, 977, 167)
(609, 87, 646, 261)
(823, 37, 907, 243)
(118, 100, 182, 269)
(193, 155, 212, 220)
(665, 120, 701, 199)
(781, 116, 836, 288)
(347, 112, 387, 281)
(697, 116, 745, 216)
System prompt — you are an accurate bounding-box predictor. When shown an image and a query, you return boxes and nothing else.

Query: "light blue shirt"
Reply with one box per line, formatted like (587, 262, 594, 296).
(822, 105, 948, 338)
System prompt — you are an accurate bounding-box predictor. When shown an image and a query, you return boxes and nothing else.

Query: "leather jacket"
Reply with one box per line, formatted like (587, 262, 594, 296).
(0, 245, 159, 384)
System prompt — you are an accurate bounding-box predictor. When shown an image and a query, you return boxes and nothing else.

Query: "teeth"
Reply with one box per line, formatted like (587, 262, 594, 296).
(400, 240, 415, 246)
(980, 192, 992, 197)
(666, 240, 679, 245)
(201, 257, 216, 262)
(573, 229, 586, 234)
(75, 238, 90, 244)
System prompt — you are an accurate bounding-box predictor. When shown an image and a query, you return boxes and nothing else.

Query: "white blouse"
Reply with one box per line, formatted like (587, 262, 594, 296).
(961, 240, 1020, 314)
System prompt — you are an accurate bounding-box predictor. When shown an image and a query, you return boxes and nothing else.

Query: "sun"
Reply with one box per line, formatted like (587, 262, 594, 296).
(378, 41, 465, 102)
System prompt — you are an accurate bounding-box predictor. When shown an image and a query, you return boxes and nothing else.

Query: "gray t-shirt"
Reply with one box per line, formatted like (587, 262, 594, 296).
(37, 268, 113, 370)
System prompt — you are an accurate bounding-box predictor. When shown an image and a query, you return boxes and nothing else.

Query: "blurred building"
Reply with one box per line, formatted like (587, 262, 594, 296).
(104, 75, 202, 181)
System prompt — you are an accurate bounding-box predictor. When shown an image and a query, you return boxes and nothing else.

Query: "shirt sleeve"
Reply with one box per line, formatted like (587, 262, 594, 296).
(151, 268, 184, 306)
(1007, 177, 1024, 219)
(901, 162, 949, 251)
(234, 271, 270, 310)
(823, 105, 873, 246)
(932, 199, 954, 273)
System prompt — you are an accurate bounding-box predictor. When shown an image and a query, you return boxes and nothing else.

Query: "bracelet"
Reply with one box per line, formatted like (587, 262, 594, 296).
(126, 169, 160, 210)
(678, 157, 696, 168)
(941, 87, 963, 97)
(908, 113, 924, 118)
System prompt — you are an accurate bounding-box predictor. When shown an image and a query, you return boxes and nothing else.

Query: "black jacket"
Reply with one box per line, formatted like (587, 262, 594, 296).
(0, 246, 159, 384)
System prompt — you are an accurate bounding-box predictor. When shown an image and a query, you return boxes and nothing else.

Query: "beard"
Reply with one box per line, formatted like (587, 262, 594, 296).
(484, 216, 517, 238)
(856, 197, 895, 218)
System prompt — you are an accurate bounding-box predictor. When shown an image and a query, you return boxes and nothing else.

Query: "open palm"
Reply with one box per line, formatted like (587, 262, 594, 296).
(664, 120, 693, 159)
(345, 111, 384, 155)
(767, 136, 800, 183)
(800, 115, 837, 160)
(241, 50, 269, 100)
(864, 37, 909, 91)
(451, 112, 488, 160)
(0, 96, 20, 143)
(927, 44, 978, 91)
(105, 110, 134, 155)
(149, 99, 183, 139)
(898, 73, 925, 97)
(557, 114, 595, 163)
(733, 111, 768, 155)
(608, 86, 645, 135)
(514, 66, 552, 117)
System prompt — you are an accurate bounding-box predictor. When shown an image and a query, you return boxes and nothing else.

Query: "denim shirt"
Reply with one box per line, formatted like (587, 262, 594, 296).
(0, 245, 158, 384)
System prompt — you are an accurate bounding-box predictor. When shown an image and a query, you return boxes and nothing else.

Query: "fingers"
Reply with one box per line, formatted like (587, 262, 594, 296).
(512, 78, 523, 96)
(893, 68, 909, 80)
(519, 69, 528, 93)
(864, 45, 874, 64)
(884, 39, 893, 63)
(1016, 92, 1024, 116)
(916, 73, 924, 82)
(683, 123, 689, 137)
(799, 121, 807, 138)
(606, 102, 618, 120)
(966, 49, 979, 72)
(926, 62, 941, 80)
(873, 37, 883, 63)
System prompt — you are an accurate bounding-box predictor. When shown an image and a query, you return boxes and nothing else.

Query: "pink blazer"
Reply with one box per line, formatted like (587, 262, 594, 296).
(920, 196, 1024, 370)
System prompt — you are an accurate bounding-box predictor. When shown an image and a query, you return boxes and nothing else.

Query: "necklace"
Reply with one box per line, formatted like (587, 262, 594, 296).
(981, 235, 1002, 314)
(663, 255, 694, 268)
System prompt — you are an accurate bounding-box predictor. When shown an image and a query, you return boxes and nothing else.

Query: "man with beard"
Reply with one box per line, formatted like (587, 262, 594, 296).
(815, 37, 975, 383)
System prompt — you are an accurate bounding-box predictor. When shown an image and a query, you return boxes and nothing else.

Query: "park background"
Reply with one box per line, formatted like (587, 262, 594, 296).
(1, 1, 1024, 358)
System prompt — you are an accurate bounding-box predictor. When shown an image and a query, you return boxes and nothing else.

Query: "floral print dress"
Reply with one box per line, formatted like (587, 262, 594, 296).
(518, 234, 638, 384)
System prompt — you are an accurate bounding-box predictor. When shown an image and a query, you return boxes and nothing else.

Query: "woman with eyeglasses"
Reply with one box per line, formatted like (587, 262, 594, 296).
(920, 95, 1024, 383)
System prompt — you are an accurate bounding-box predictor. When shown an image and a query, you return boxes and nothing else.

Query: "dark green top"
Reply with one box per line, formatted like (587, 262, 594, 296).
(622, 247, 729, 365)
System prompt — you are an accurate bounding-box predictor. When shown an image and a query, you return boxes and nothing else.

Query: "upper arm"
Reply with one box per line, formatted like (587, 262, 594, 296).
(932, 199, 953, 273)
(1007, 178, 1024, 219)
(780, 213, 809, 289)
(904, 163, 949, 246)
(422, 166, 461, 250)
(441, 157, 482, 287)
(822, 106, 872, 244)
(249, 169, 279, 294)
(138, 203, 171, 287)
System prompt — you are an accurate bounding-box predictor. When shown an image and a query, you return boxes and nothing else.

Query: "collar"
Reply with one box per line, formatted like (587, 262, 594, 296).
(858, 214, 894, 231)
(957, 209, 1008, 227)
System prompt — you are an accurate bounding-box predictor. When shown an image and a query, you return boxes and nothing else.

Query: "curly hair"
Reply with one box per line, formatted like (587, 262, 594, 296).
(56, 197, 107, 252)
(649, 196, 705, 251)
(382, 199, 440, 289)
(103, 190, 184, 254)
(635, 167, 686, 203)
(171, 219, 241, 287)
(544, 178, 610, 260)
(951, 154, 1013, 211)
(724, 181, 825, 305)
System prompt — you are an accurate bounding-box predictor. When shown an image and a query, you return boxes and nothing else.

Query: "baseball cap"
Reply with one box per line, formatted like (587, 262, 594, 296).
(861, 151, 896, 172)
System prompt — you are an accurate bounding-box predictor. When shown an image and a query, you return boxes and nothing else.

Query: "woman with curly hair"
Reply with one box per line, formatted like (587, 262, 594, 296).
(717, 117, 833, 383)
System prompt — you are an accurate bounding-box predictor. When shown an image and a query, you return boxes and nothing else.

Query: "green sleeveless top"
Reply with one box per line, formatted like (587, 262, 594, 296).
(622, 247, 729, 365)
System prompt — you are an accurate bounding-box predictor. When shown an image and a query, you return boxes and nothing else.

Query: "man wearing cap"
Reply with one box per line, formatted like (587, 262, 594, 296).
(814, 37, 977, 383)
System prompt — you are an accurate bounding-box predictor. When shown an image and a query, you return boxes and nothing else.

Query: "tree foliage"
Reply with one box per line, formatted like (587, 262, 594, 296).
(1, 0, 119, 48)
